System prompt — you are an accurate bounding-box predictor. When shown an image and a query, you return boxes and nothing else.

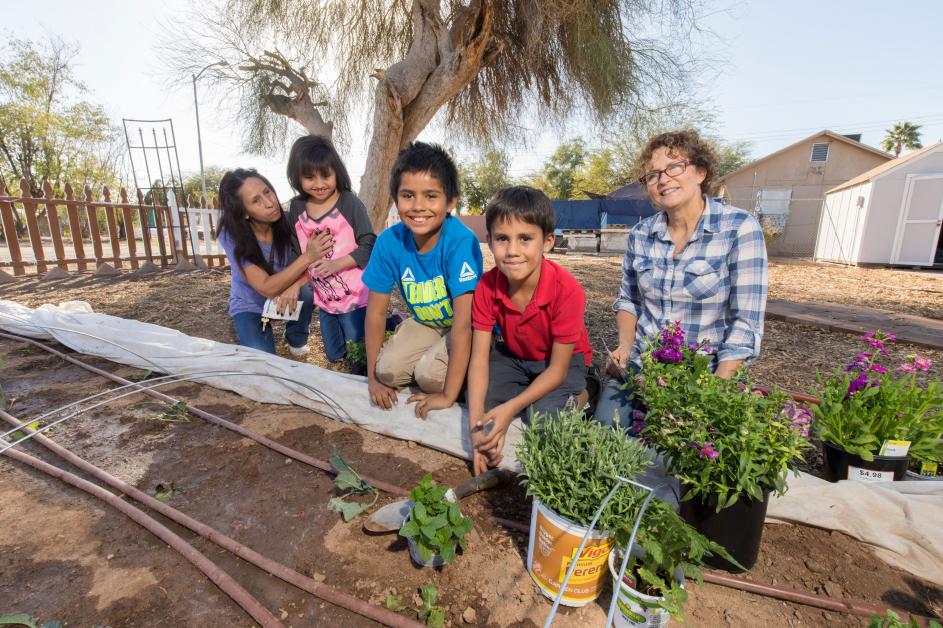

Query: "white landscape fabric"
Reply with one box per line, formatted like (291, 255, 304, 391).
(2, 300, 942, 586)
(0, 300, 523, 469)
(768, 472, 943, 586)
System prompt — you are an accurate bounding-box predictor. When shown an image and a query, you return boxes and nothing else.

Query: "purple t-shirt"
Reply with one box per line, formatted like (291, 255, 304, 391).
(217, 229, 290, 316)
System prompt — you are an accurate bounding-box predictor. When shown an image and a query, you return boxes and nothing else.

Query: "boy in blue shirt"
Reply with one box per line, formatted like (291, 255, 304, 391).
(362, 142, 483, 418)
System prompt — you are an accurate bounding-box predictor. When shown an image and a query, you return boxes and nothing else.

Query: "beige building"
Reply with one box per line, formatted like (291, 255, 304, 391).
(717, 130, 891, 256)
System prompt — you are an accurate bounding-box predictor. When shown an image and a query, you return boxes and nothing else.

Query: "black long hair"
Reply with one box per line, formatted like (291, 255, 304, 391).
(286, 134, 352, 199)
(217, 168, 295, 274)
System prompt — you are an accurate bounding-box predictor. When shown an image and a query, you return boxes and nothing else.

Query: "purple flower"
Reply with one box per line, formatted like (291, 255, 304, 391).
(844, 353, 872, 372)
(869, 364, 887, 374)
(653, 346, 683, 364)
(631, 420, 646, 433)
(701, 342, 713, 354)
(699, 442, 719, 460)
(897, 363, 917, 374)
(631, 410, 646, 421)
(914, 356, 932, 371)
(847, 372, 872, 396)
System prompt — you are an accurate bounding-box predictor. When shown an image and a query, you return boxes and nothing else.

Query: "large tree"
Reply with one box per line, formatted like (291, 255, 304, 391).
(0, 35, 123, 198)
(165, 0, 703, 228)
(882, 121, 922, 158)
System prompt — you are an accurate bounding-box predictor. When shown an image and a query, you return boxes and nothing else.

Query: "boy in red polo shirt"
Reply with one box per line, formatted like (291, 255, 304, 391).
(467, 186, 592, 474)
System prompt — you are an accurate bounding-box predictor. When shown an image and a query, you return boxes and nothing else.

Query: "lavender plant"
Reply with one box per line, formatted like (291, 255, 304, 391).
(812, 331, 943, 464)
(631, 322, 813, 510)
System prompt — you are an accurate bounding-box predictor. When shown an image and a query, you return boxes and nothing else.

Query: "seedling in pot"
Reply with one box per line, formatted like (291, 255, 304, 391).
(399, 474, 473, 566)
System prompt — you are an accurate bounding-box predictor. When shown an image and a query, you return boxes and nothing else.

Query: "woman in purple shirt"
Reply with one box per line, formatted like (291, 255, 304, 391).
(216, 168, 332, 355)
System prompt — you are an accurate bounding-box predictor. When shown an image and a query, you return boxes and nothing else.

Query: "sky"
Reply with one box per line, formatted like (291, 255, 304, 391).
(6, 0, 943, 201)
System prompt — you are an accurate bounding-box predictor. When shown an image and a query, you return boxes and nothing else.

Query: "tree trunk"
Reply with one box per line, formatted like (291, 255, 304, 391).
(357, 0, 501, 230)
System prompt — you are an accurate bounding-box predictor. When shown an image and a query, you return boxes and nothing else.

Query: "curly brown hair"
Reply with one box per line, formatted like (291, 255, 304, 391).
(634, 129, 718, 195)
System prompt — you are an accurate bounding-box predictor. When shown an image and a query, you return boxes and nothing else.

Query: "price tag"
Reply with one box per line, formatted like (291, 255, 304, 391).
(879, 440, 911, 456)
(847, 466, 894, 483)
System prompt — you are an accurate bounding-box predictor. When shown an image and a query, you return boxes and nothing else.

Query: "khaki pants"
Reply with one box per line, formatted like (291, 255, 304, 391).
(375, 317, 450, 393)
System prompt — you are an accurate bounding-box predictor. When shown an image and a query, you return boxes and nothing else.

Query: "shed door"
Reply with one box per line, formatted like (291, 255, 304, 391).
(893, 174, 943, 266)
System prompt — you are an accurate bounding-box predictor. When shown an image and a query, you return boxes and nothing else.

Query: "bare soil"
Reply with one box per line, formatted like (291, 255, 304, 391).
(1, 253, 942, 627)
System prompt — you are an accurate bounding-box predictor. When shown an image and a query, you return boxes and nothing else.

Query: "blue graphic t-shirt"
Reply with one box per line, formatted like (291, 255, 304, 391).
(362, 215, 483, 328)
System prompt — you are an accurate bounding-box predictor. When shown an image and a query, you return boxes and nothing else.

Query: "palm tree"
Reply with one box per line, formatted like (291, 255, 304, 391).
(882, 122, 923, 158)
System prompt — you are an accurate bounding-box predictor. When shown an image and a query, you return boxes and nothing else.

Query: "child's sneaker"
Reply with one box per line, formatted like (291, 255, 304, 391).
(286, 340, 310, 357)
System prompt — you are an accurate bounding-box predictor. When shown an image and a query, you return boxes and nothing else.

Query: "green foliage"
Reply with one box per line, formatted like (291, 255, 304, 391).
(399, 474, 473, 565)
(633, 323, 812, 510)
(538, 139, 587, 200)
(812, 333, 943, 463)
(148, 400, 190, 423)
(516, 409, 734, 619)
(0, 614, 64, 628)
(881, 121, 923, 158)
(459, 148, 513, 214)
(868, 609, 942, 628)
(6, 420, 41, 442)
(516, 409, 651, 531)
(0, 35, 123, 200)
(154, 482, 175, 503)
(385, 584, 446, 627)
(182, 166, 227, 205)
(345, 331, 392, 369)
(328, 447, 378, 521)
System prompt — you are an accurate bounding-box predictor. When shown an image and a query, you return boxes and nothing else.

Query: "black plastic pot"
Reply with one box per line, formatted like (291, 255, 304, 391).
(679, 487, 769, 573)
(822, 441, 909, 483)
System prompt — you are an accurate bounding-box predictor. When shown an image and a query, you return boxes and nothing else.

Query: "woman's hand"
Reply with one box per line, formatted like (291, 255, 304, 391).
(309, 258, 341, 278)
(607, 344, 632, 378)
(274, 284, 301, 316)
(304, 231, 334, 262)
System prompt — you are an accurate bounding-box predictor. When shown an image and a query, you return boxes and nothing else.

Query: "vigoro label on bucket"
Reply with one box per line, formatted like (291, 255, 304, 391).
(529, 508, 612, 604)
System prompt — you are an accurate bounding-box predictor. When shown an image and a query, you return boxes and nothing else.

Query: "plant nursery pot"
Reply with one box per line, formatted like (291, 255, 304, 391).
(607, 546, 684, 628)
(402, 516, 455, 568)
(822, 441, 909, 483)
(526, 500, 613, 607)
(905, 459, 942, 481)
(679, 487, 769, 573)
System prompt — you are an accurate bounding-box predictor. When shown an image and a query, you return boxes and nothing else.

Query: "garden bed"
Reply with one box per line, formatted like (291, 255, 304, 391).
(1, 253, 942, 626)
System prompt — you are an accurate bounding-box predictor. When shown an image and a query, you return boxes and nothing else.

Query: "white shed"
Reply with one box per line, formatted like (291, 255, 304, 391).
(815, 141, 943, 267)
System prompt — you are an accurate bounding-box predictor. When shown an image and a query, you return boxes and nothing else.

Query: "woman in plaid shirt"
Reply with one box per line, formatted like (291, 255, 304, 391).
(594, 130, 768, 503)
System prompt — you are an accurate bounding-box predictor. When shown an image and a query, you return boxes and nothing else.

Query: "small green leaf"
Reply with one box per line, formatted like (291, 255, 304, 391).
(425, 607, 445, 628)
(419, 584, 438, 608)
(328, 496, 370, 522)
(385, 593, 406, 612)
(154, 482, 174, 502)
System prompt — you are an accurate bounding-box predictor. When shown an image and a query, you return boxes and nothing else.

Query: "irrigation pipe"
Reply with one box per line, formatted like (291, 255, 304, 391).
(0, 409, 424, 628)
(6, 332, 928, 624)
(0, 444, 281, 628)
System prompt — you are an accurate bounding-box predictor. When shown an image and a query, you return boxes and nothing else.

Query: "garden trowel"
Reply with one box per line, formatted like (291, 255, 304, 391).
(363, 468, 511, 534)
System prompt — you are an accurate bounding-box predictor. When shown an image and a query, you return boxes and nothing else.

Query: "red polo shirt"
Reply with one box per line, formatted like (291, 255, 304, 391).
(472, 258, 592, 366)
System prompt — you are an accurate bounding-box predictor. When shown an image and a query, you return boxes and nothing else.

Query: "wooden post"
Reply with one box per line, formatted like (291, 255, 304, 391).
(0, 178, 25, 276)
(136, 189, 154, 263)
(64, 183, 88, 272)
(164, 204, 180, 264)
(42, 181, 68, 271)
(120, 188, 139, 269)
(84, 184, 104, 265)
(20, 179, 48, 274)
(101, 186, 122, 268)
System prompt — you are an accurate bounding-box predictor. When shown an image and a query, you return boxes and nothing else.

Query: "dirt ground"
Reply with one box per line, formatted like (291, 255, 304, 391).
(1, 252, 942, 627)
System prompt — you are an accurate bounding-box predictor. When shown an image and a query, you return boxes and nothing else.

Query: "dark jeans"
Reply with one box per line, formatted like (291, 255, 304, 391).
(592, 368, 680, 509)
(319, 306, 367, 362)
(232, 284, 314, 354)
(484, 342, 588, 420)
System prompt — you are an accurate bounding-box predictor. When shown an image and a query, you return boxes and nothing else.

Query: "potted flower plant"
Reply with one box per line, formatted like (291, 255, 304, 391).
(812, 331, 943, 483)
(516, 409, 733, 619)
(399, 474, 473, 567)
(631, 322, 813, 571)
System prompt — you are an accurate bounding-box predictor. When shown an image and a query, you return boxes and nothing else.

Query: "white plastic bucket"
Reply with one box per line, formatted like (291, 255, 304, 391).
(526, 500, 613, 607)
(608, 546, 683, 628)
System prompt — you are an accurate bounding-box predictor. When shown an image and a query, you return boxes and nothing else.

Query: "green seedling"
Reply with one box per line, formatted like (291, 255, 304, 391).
(345, 332, 392, 369)
(128, 370, 154, 383)
(399, 474, 473, 565)
(327, 447, 378, 521)
(868, 609, 942, 628)
(385, 584, 445, 628)
(5, 421, 40, 442)
(0, 614, 63, 628)
(148, 401, 190, 423)
(154, 482, 175, 502)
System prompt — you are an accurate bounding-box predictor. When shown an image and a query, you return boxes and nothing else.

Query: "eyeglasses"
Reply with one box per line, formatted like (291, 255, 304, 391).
(639, 160, 693, 186)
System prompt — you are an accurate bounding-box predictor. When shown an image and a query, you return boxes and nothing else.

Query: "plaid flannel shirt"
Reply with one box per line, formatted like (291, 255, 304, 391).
(613, 196, 767, 367)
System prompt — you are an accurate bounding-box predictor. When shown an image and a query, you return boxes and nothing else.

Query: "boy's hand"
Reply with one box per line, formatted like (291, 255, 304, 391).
(406, 392, 454, 419)
(472, 449, 492, 476)
(368, 377, 398, 410)
(304, 231, 334, 261)
(472, 403, 516, 463)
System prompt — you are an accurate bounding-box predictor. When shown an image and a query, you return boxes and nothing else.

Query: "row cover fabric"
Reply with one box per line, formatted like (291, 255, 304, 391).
(1, 300, 940, 586)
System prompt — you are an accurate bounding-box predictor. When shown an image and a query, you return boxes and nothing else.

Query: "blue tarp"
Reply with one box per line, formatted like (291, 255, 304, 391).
(552, 199, 658, 230)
